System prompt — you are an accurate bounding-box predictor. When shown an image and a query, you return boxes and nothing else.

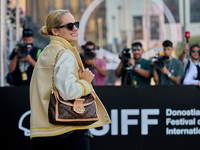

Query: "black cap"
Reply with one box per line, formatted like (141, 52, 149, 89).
(22, 28, 33, 37)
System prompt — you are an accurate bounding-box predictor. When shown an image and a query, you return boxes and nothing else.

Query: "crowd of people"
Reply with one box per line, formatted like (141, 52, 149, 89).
(115, 40, 200, 87)
(6, 29, 200, 87)
(5, 9, 199, 150)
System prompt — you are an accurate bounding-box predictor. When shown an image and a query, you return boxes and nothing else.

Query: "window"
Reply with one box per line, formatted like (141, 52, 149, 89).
(133, 16, 143, 39)
(190, 0, 200, 22)
(164, 0, 180, 23)
(150, 16, 159, 40)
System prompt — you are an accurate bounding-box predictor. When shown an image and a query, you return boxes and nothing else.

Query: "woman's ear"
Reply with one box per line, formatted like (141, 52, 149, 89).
(51, 28, 59, 36)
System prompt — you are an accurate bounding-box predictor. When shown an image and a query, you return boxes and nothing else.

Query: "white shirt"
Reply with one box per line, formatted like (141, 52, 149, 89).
(183, 58, 197, 76)
(183, 59, 200, 85)
(54, 53, 83, 100)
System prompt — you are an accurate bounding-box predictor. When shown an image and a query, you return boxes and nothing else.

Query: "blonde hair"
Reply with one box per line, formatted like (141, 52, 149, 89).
(40, 9, 70, 36)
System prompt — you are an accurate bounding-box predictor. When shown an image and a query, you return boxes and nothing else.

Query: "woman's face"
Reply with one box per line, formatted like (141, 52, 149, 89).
(54, 13, 78, 42)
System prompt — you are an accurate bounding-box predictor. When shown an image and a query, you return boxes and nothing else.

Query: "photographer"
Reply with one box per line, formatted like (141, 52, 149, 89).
(8, 28, 42, 86)
(153, 40, 183, 85)
(178, 44, 200, 84)
(115, 42, 152, 85)
(180, 44, 200, 86)
(81, 41, 107, 85)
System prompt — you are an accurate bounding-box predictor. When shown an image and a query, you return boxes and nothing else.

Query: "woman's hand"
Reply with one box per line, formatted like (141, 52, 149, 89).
(79, 68, 95, 84)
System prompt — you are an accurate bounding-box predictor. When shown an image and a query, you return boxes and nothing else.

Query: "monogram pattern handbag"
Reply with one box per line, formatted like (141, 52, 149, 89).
(48, 50, 99, 126)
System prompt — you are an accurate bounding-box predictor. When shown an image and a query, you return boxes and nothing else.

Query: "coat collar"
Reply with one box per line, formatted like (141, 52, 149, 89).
(49, 36, 84, 70)
(50, 36, 72, 49)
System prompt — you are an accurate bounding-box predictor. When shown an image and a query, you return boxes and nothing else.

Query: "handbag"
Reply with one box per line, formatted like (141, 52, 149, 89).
(48, 50, 99, 126)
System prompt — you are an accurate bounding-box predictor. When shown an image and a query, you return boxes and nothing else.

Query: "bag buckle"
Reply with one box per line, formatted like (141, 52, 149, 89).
(73, 106, 85, 114)
(73, 99, 85, 114)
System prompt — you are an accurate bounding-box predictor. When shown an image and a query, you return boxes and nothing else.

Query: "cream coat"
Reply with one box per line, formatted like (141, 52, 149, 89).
(30, 36, 111, 139)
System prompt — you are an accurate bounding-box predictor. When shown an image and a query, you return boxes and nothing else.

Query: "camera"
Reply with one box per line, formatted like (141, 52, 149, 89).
(120, 47, 135, 85)
(17, 43, 33, 58)
(82, 45, 99, 59)
(152, 53, 169, 69)
(121, 47, 133, 63)
(152, 46, 169, 69)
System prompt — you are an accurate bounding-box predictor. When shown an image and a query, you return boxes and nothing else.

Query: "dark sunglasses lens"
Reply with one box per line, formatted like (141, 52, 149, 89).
(66, 23, 74, 31)
(192, 50, 199, 53)
(74, 22, 79, 29)
(24, 31, 33, 34)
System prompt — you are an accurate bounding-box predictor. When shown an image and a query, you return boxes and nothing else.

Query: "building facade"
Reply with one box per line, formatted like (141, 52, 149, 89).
(106, 0, 200, 58)
(26, 0, 107, 50)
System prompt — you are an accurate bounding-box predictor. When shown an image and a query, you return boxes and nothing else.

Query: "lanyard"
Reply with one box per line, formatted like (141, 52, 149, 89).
(166, 59, 173, 84)
(167, 59, 173, 71)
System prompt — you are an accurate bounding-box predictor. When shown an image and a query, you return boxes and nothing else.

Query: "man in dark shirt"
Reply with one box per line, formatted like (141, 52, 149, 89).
(153, 40, 183, 85)
(8, 28, 42, 86)
(115, 42, 152, 85)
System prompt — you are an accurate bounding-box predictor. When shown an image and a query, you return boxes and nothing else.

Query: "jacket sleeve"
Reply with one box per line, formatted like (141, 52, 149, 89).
(54, 52, 92, 100)
(183, 65, 198, 85)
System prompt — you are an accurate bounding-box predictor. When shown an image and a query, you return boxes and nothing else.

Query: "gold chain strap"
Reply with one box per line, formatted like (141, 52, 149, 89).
(51, 49, 63, 94)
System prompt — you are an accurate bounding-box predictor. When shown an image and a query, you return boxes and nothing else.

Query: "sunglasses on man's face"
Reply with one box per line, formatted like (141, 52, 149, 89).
(24, 30, 33, 35)
(57, 21, 79, 31)
(191, 49, 200, 53)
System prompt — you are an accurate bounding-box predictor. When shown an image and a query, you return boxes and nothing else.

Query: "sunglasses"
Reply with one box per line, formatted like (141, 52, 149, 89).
(57, 21, 79, 31)
(24, 30, 33, 35)
(191, 50, 200, 53)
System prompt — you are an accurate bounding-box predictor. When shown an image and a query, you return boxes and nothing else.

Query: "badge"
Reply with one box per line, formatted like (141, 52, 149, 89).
(22, 73, 28, 81)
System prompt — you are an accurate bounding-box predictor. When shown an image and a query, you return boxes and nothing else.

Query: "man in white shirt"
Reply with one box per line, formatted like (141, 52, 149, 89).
(179, 44, 200, 86)
(183, 64, 200, 86)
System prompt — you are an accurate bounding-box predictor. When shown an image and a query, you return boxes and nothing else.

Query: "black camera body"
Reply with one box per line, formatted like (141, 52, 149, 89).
(17, 43, 33, 58)
(82, 45, 99, 59)
(120, 47, 135, 85)
(152, 54, 169, 69)
(121, 47, 133, 63)
(120, 45, 137, 62)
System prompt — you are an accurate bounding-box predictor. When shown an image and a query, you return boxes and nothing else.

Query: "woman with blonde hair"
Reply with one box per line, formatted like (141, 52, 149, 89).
(30, 9, 111, 150)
